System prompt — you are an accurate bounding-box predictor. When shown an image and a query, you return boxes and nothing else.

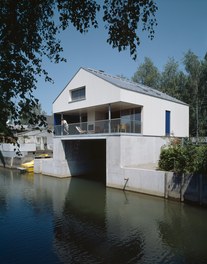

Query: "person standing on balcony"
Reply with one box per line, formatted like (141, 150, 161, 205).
(61, 118, 69, 135)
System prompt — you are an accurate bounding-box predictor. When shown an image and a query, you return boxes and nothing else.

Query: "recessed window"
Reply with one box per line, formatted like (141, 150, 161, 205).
(70, 86, 86, 102)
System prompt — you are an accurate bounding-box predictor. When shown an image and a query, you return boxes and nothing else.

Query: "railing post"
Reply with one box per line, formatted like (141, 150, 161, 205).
(108, 104, 111, 133)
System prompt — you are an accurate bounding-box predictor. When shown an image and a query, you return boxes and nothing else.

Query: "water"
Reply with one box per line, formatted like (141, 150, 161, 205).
(0, 168, 207, 264)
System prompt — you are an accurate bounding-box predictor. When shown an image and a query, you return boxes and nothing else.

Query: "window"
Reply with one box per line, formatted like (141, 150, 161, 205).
(70, 86, 85, 102)
(120, 107, 142, 133)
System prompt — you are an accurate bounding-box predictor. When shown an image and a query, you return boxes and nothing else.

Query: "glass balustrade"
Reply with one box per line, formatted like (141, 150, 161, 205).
(54, 118, 141, 136)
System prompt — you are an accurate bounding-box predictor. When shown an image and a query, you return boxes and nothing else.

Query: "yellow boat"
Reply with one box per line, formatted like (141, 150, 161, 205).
(17, 160, 34, 173)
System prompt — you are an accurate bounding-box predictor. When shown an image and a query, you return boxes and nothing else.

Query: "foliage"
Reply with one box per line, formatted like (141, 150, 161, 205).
(160, 57, 186, 100)
(132, 57, 160, 89)
(103, 1, 158, 59)
(19, 103, 46, 126)
(0, 0, 158, 138)
(132, 51, 207, 137)
(158, 139, 207, 175)
(158, 140, 186, 174)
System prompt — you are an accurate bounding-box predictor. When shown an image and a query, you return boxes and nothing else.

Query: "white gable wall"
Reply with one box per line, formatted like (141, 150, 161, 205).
(53, 68, 121, 113)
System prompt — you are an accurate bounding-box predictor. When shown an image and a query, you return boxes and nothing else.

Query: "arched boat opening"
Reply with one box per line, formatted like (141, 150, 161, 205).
(64, 139, 106, 184)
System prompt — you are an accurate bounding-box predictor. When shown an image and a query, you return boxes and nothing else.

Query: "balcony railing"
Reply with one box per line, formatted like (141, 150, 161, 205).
(54, 118, 141, 136)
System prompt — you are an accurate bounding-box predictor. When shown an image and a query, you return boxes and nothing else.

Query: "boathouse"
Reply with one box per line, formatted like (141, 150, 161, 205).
(35, 68, 189, 196)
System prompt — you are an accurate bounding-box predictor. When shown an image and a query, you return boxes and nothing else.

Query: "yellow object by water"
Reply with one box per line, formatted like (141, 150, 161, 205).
(35, 153, 50, 159)
(20, 160, 34, 173)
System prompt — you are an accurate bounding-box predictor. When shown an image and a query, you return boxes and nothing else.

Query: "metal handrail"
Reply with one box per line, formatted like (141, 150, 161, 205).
(54, 118, 141, 136)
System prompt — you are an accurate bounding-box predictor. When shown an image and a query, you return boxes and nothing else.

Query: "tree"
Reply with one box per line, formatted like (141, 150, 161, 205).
(132, 57, 160, 89)
(160, 57, 186, 100)
(182, 50, 202, 137)
(131, 51, 207, 137)
(199, 53, 207, 136)
(19, 103, 46, 126)
(0, 0, 158, 138)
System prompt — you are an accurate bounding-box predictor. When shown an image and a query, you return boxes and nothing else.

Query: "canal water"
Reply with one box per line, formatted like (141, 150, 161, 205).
(0, 168, 207, 264)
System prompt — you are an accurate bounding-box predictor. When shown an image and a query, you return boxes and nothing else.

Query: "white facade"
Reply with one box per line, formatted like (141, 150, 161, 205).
(53, 68, 189, 137)
(18, 130, 53, 151)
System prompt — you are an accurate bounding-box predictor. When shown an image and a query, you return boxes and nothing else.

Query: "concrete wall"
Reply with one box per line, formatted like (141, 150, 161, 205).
(35, 137, 106, 180)
(106, 166, 166, 197)
(34, 158, 71, 178)
(106, 135, 168, 197)
(37, 135, 169, 197)
(0, 143, 36, 168)
(120, 135, 167, 166)
(0, 143, 36, 157)
(107, 135, 168, 168)
(35, 137, 70, 177)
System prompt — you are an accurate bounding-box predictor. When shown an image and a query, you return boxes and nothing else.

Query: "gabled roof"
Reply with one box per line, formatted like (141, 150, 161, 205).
(84, 68, 187, 105)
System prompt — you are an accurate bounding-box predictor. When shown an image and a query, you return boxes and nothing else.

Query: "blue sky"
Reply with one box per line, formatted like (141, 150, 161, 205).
(35, 0, 207, 114)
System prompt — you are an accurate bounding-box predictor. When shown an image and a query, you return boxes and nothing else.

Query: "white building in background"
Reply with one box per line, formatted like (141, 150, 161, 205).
(18, 129, 53, 151)
(0, 129, 53, 168)
(35, 68, 189, 197)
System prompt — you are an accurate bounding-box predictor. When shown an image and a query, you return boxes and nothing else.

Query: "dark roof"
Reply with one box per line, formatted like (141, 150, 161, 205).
(84, 68, 187, 105)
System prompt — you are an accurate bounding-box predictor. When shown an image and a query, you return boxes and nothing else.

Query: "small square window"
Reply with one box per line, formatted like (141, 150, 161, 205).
(70, 86, 86, 102)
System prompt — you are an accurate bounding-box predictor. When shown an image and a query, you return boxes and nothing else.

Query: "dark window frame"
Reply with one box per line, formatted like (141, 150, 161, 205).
(70, 86, 86, 102)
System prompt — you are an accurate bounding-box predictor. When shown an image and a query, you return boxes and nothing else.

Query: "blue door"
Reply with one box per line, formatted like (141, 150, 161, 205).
(165, 111, 171, 135)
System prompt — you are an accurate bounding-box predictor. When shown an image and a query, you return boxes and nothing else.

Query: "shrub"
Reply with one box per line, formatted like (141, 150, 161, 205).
(158, 139, 207, 175)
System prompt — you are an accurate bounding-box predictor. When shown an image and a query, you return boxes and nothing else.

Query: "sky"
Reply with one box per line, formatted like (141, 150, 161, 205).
(34, 0, 207, 114)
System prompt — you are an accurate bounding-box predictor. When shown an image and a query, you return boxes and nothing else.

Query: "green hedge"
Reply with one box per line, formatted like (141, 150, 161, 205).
(158, 139, 207, 174)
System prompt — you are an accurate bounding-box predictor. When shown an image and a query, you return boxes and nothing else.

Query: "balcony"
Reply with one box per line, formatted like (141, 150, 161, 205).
(54, 118, 141, 136)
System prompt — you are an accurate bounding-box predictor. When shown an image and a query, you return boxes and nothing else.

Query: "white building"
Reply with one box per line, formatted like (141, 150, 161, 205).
(35, 68, 189, 197)
(18, 129, 53, 151)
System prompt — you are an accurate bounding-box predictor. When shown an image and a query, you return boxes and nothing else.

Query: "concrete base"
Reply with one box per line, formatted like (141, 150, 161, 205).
(34, 134, 170, 196)
(34, 158, 70, 178)
(107, 166, 166, 197)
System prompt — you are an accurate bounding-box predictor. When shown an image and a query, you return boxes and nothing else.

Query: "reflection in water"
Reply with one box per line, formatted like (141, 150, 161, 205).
(54, 179, 143, 263)
(158, 202, 207, 264)
(0, 168, 207, 264)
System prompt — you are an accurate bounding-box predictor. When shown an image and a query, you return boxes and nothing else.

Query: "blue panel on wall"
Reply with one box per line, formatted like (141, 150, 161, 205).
(165, 111, 171, 135)
(54, 113, 61, 126)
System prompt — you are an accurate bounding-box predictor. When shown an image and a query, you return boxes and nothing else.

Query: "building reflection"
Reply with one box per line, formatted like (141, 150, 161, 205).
(1, 168, 207, 263)
(53, 177, 144, 264)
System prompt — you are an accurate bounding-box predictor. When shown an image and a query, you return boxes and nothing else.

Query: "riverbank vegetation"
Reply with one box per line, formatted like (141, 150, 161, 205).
(158, 138, 207, 175)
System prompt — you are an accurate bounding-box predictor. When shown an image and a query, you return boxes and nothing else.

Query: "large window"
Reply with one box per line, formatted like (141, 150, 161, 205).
(120, 107, 141, 133)
(70, 86, 86, 102)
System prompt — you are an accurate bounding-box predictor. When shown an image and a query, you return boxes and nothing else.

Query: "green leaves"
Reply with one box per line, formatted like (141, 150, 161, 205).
(132, 51, 207, 137)
(0, 0, 158, 138)
(158, 139, 207, 175)
(103, 0, 157, 59)
(58, 0, 100, 31)
(132, 57, 160, 88)
(0, 0, 60, 136)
